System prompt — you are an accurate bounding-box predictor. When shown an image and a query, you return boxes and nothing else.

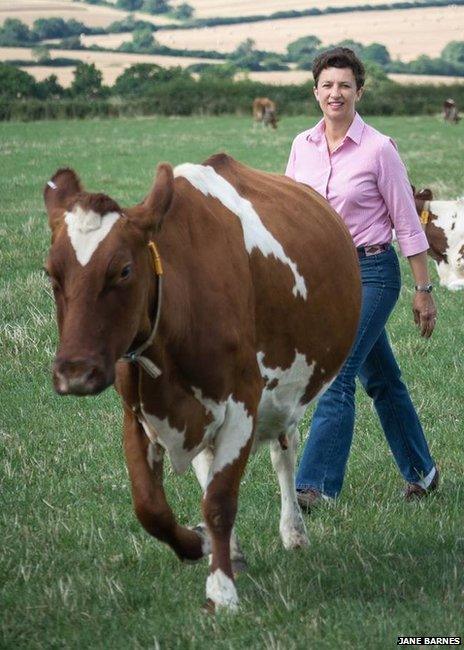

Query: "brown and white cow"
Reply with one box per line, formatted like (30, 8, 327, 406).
(443, 98, 460, 124)
(414, 187, 464, 290)
(252, 97, 278, 129)
(43, 153, 361, 610)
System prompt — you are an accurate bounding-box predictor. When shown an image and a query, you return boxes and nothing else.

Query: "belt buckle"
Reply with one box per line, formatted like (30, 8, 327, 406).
(365, 245, 383, 257)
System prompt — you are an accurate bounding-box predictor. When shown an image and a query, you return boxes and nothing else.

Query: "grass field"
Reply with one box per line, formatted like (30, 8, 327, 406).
(1, 114, 463, 649)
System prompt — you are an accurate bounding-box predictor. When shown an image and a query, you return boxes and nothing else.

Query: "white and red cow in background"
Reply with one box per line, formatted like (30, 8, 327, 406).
(414, 187, 464, 290)
(443, 98, 460, 124)
(43, 153, 361, 611)
(252, 97, 278, 129)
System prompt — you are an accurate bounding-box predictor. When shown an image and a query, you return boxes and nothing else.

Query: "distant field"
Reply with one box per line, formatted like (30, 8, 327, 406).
(243, 70, 464, 86)
(156, 5, 464, 61)
(1, 115, 463, 649)
(170, 0, 429, 17)
(0, 0, 176, 28)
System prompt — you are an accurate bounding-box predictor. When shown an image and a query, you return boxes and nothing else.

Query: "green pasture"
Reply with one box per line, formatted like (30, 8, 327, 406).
(1, 115, 463, 649)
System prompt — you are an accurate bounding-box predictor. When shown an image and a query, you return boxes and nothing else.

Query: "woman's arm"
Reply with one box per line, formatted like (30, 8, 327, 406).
(407, 251, 437, 339)
(376, 140, 437, 338)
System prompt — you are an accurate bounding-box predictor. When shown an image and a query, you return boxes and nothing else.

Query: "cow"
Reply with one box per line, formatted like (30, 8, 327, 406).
(43, 153, 361, 611)
(443, 99, 460, 124)
(413, 187, 464, 290)
(252, 97, 278, 129)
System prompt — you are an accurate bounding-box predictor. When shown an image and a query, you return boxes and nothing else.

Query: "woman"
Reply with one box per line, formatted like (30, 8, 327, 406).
(285, 48, 438, 507)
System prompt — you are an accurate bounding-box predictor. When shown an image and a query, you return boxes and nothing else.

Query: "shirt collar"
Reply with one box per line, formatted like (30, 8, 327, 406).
(306, 112, 365, 146)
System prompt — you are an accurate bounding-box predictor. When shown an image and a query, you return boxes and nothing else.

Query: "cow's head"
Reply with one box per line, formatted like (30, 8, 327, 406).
(412, 186, 434, 217)
(44, 165, 173, 395)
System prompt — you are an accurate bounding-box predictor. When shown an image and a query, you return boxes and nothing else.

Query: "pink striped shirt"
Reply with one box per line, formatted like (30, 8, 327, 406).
(285, 112, 428, 257)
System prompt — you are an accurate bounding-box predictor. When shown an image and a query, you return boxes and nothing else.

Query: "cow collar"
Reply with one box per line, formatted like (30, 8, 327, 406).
(122, 241, 163, 379)
(420, 200, 431, 226)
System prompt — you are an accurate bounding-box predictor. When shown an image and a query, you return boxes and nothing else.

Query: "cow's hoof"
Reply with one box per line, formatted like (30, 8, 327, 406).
(206, 568, 239, 611)
(281, 529, 309, 550)
(232, 555, 248, 577)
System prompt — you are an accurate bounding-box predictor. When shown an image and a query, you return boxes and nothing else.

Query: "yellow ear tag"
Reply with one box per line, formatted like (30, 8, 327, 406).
(148, 241, 163, 275)
(420, 210, 430, 225)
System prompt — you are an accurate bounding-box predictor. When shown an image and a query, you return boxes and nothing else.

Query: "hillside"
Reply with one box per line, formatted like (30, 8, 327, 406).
(155, 5, 464, 62)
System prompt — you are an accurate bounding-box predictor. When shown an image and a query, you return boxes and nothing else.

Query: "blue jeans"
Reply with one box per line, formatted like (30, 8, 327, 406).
(296, 245, 435, 498)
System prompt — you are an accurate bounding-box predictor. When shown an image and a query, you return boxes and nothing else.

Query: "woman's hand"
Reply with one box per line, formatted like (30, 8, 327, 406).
(412, 292, 437, 338)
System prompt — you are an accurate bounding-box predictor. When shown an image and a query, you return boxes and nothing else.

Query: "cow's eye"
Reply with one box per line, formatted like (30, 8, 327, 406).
(120, 264, 132, 280)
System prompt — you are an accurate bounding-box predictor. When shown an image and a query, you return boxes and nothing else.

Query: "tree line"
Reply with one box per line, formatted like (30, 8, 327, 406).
(1, 60, 464, 122)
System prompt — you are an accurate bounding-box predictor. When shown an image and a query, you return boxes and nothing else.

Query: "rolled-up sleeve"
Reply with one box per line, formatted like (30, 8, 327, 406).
(377, 138, 428, 257)
(285, 139, 296, 179)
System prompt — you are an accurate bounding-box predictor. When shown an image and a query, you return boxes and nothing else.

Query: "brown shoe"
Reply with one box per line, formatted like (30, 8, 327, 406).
(297, 488, 322, 512)
(404, 468, 439, 501)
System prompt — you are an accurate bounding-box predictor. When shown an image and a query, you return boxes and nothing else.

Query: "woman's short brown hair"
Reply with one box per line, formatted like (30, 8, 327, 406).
(312, 47, 365, 90)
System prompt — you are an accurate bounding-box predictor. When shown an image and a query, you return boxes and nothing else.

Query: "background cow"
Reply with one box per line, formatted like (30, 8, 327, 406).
(443, 98, 460, 124)
(252, 97, 278, 129)
(43, 153, 360, 611)
(414, 187, 464, 290)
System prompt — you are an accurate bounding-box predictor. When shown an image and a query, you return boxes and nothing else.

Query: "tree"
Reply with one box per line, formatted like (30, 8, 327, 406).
(32, 44, 51, 63)
(172, 3, 194, 20)
(35, 74, 65, 100)
(116, 0, 143, 9)
(363, 43, 391, 66)
(32, 17, 68, 40)
(287, 35, 321, 62)
(233, 38, 256, 58)
(70, 62, 104, 97)
(142, 0, 171, 13)
(114, 63, 163, 94)
(0, 18, 36, 45)
(260, 56, 289, 71)
(132, 28, 157, 51)
(197, 63, 237, 80)
(441, 41, 464, 66)
(0, 63, 37, 99)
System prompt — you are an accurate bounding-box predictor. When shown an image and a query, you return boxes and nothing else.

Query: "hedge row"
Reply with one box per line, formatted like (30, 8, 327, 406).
(1, 80, 464, 121)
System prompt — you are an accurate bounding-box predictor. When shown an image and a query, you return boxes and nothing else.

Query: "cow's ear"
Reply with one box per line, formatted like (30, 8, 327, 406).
(417, 188, 433, 201)
(44, 168, 82, 234)
(138, 163, 174, 232)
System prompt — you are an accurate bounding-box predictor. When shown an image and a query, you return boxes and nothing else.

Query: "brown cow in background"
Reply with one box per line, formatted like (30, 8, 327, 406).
(253, 97, 278, 129)
(443, 99, 460, 123)
(413, 186, 464, 290)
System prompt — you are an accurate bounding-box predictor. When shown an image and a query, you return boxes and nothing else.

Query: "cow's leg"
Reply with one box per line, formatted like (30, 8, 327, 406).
(123, 409, 206, 562)
(270, 430, 308, 549)
(201, 398, 256, 611)
(192, 449, 248, 574)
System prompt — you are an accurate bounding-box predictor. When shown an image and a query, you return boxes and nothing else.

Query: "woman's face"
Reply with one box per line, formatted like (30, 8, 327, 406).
(313, 67, 363, 122)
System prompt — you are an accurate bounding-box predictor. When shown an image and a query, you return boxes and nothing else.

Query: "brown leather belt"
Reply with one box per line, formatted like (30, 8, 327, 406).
(356, 243, 391, 258)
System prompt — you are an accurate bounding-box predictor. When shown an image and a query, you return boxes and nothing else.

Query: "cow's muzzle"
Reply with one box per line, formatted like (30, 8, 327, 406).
(53, 356, 112, 396)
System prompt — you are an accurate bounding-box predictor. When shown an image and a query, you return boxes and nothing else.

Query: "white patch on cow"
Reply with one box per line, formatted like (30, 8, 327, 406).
(255, 351, 315, 445)
(174, 163, 307, 299)
(269, 435, 308, 550)
(209, 398, 254, 481)
(65, 206, 120, 266)
(206, 569, 238, 610)
(191, 447, 214, 491)
(140, 408, 199, 474)
(429, 199, 464, 290)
